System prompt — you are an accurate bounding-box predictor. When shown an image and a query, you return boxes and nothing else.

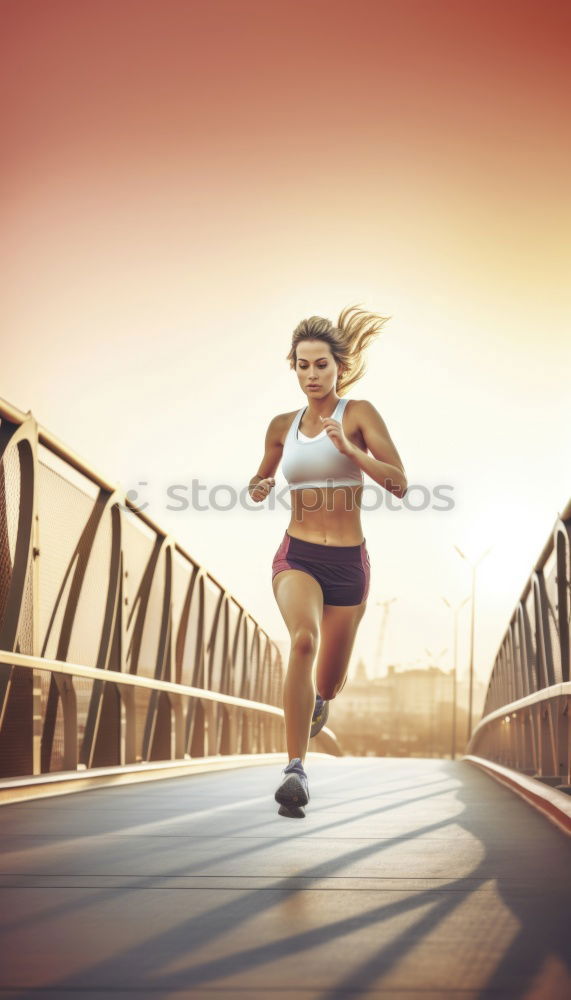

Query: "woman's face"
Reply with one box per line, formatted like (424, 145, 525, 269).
(295, 340, 342, 399)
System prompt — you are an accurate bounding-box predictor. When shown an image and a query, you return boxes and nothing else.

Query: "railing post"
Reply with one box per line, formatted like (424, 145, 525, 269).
(241, 711, 252, 754)
(555, 695, 569, 786)
(121, 686, 137, 764)
(203, 700, 217, 756)
(225, 706, 238, 755)
(535, 704, 560, 785)
(31, 424, 42, 775)
(172, 695, 185, 759)
(519, 711, 535, 774)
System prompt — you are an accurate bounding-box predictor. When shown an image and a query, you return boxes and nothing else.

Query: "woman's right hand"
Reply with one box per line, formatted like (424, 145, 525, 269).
(249, 477, 276, 502)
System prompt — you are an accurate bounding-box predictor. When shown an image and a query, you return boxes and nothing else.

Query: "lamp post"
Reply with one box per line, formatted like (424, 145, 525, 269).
(441, 594, 471, 759)
(453, 544, 492, 742)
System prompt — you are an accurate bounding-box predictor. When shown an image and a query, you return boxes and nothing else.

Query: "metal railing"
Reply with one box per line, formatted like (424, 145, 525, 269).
(466, 496, 571, 789)
(0, 397, 339, 783)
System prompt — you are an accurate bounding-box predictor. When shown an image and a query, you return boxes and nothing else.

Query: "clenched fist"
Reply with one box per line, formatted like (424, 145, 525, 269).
(249, 477, 275, 502)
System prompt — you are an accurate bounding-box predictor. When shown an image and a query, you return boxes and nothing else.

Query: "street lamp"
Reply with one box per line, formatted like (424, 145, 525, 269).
(441, 594, 471, 759)
(453, 544, 492, 741)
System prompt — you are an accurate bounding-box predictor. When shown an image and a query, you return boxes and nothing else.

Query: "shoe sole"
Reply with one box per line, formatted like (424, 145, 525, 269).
(278, 804, 305, 818)
(274, 773, 309, 809)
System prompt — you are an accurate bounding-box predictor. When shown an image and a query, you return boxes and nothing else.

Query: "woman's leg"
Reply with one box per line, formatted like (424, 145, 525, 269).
(272, 569, 324, 762)
(315, 599, 368, 701)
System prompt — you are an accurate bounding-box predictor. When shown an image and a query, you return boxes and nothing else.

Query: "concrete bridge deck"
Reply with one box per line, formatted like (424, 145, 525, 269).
(1, 756, 570, 999)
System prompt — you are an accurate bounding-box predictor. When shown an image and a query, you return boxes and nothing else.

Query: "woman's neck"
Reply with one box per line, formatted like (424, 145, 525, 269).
(304, 392, 340, 419)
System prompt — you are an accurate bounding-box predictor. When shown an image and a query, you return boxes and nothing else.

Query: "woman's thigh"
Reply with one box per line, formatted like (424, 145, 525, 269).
(272, 569, 324, 644)
(315, 599, 367, 699)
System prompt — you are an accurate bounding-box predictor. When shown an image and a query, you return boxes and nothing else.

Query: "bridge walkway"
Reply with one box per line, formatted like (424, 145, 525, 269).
(1, 756, 570, 998)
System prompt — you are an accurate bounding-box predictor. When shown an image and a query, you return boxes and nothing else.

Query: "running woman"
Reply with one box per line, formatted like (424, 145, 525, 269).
(248, 305, 408, 817)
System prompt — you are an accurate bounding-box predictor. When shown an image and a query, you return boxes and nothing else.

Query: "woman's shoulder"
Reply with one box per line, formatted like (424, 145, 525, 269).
(343, 397, 377, 417)
(273, 407, 300, 427)
(341, 396, 367, 418)
(342, 398, 380, 437)
(265, 408, 301, 446)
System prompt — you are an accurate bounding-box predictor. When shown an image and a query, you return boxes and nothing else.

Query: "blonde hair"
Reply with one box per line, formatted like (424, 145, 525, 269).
(286, 303, 389, 396)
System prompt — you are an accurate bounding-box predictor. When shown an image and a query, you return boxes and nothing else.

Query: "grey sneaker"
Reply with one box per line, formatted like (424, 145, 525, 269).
(275, 757, 309, 816)
(310, 693, 329, 738)
(278, 803, 306, 818)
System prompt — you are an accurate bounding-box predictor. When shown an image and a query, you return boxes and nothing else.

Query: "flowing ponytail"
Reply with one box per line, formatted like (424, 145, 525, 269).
(286, 303, 389, 395)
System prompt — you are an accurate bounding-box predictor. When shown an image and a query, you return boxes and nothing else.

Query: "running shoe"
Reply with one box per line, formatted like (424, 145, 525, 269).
(278, 803, 306, 819)
(310, 692, 329, 738)
(275, 757, 309, 815)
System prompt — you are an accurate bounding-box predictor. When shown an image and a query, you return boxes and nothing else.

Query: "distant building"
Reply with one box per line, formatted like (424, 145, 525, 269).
(268, 643, 488, 757)
(330, 658, 487, 758)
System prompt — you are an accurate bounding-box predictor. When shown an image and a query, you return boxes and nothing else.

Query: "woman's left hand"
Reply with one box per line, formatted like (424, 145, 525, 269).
(320, 415, 355, 457)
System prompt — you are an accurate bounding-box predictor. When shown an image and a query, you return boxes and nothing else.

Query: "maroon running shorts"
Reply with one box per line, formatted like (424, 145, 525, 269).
(271, 530, 370, 606)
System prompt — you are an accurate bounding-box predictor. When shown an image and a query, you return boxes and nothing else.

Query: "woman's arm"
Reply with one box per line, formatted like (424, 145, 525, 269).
(321, 400, 407, 497)
(349, 400, 408, 499)
(248, 414, 284, 501)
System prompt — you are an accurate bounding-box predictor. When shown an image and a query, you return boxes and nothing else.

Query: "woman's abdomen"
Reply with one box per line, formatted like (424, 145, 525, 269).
(288, 485, 364, 545)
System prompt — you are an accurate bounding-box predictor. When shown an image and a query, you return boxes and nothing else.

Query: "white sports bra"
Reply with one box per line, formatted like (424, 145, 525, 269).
(281, 397, 364, 490)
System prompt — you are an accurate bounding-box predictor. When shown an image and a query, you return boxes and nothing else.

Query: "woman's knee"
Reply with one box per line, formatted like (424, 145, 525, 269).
(290, 625, 319, 659)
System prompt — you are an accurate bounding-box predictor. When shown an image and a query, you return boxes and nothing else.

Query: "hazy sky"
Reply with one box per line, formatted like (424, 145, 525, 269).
(2, 0, 570, 689)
